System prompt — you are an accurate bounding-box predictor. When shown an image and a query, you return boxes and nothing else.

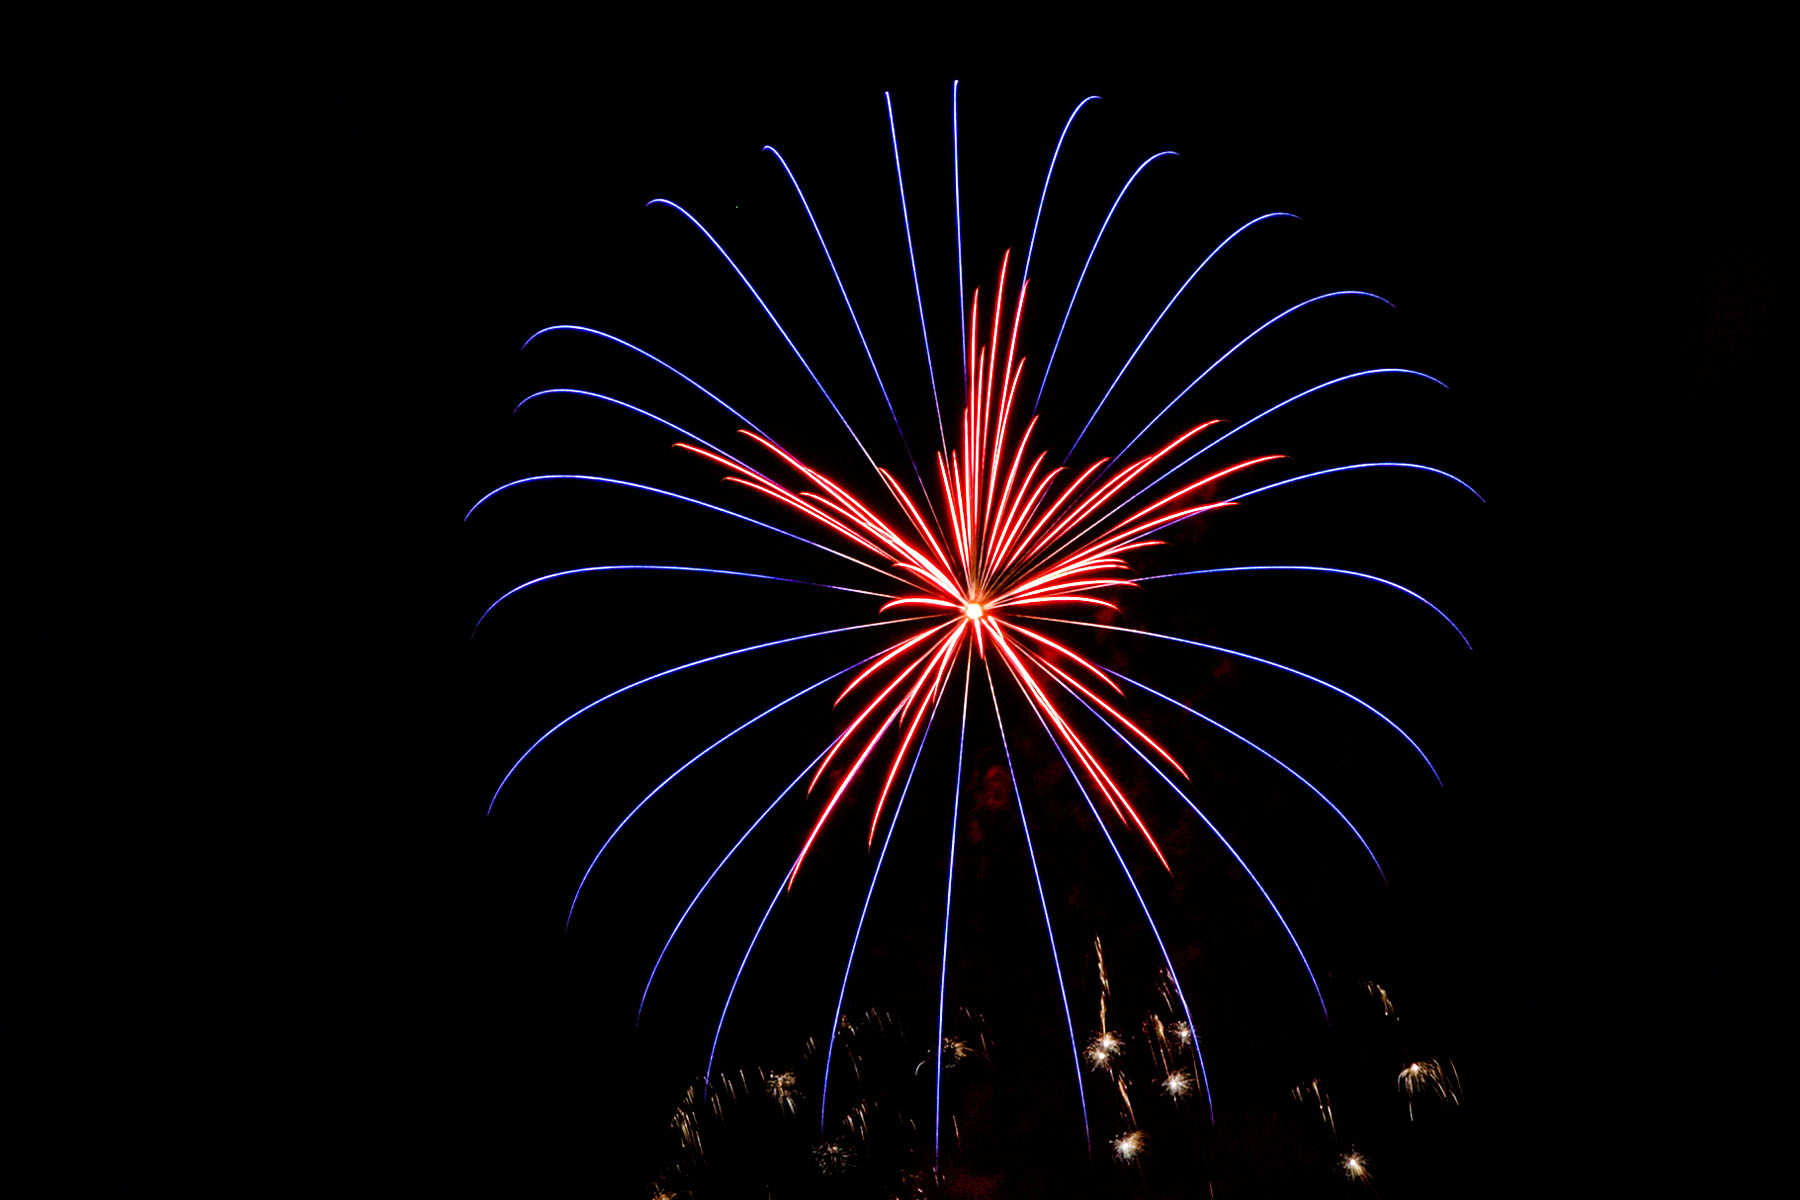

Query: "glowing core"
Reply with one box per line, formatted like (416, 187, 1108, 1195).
(964, 602, 984, 621)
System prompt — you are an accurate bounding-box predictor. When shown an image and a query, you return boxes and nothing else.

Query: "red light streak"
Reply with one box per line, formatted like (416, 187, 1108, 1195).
(677, 257, 1281, 887)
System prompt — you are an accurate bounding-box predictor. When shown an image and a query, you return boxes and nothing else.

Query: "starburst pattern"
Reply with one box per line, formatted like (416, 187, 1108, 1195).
(469, 84, 1477, 1165)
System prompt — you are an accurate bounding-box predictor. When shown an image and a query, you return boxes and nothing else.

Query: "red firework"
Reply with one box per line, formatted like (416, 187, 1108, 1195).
(470, 88, 1476, 1162)
(680, 250, 1279, 887)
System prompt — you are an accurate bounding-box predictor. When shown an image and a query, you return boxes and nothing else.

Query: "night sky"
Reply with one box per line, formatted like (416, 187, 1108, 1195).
(29, 9, 1779, 1196)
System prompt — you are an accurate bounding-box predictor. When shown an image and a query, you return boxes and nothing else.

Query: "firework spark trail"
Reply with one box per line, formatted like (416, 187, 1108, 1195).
(934, 657, 973, 1166)
(476, 615, 926, 816)
(1101, 291, 1394, 465)
(499, 384, 938, 571)
(638, 744, 830, 1022)
(512, 386, 732, 445)
(820, 675, 950, 1129)
(706, 843, 805, 1092)
(1098, 663, 1385, 881)
(1130, 368, 1448, 494)
(760, 145, 931, 502)
(1039, 616, 1443, 783)
(1055, 679, 1329, 1016)
(567, 653, 895, 927)
(886, 93, 946, 455)
(1031, 150, 1179, 415)
(646, 198, 884, 479)
(1136, 565, 1468, 649)
(953, 83, 965, 389)
(1073, 368, 1451, 541)
(1397, 1057, 1462, 1120)
(474, 564, 892, 635)
(1021, 95, 1102, 289)
(984, 657, 1090, 1155)
(520, 324, 767, 436)
(1224, 461, 1486, 505)
(1067, 211, 1300, 455)
(1030, 700, 1216, 1123)
(466, 474, 909, 584)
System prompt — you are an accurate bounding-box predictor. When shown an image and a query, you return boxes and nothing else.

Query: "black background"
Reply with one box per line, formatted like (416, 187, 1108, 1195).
(24, 7, 1779, 1195)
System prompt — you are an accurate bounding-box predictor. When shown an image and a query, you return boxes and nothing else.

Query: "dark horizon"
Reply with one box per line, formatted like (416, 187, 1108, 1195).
(26, 10, 1778, 1196)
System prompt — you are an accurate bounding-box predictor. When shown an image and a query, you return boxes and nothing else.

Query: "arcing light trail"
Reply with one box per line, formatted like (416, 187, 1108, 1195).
(469, 87, 1478, 1166)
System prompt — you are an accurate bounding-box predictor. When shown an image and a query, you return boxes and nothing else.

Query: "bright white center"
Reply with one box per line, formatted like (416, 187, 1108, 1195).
(965, 602, 984, 621)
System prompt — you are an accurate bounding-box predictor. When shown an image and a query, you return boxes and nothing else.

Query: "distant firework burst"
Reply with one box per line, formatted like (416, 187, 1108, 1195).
(469, 85, 1477, 1163)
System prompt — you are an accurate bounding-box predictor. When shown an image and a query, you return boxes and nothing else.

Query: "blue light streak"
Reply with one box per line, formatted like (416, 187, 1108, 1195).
(935, 654, 972, 1165)
(1039, 617, 1442, 783)
(646, 198, 883, 478)
(1021, 95, 1101, 288)
(1102, 657, 1384, 875)
(761, 145, 932, 502)
(1137, 564, 1469, 649)
(984, 660, 1089, 1155)
(1030, 702, 1215, 1122)
(1190, 369, 1441, 464)
(463, 474, 903, 584)
(1067, 213, 1299, 456)
(475, 565, 891, 637)
(1224, 461, 1485, 506)
(707, 848, 804, 1093)
(1047, 370, 1452, 567)
(521, 324, 766, 436)
(483, 616, 926, 816)
(1031, 150, 1180, 414)
(567, 655, 876, 928)
(1107, 369, 1449, 527)
(884, 93, 946, 457)
(639, 745, 831, 1022)
(953, 80, 965, 396)
(510, 387, 731, 456)
(1061, 677, 1332, 1014)
(819, 680, 949, 1129)
(1107, 291, 1392, 464)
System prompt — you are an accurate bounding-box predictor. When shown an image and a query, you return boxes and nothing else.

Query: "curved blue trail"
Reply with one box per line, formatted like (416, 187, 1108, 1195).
(511, 387, 734, 455)
(884, 93, 946, 457)
(820, 682, 950, 1130)
(762, 146, 933, 503)
(646, 199, 884, 478)
(483, 617, 926, 816)
(1031, 151, 1179, 414)
(464, 474, 902, 584)
(953, 80, 965, 394)
(476, 564, 892, 636)
(984, 660, 1089, 1156)
(1068, 213, 1299, 457)
(1021, 95, 1102, 287)
(522, 325, 766, 436)
(1136, 565, 1468, 649)
(1100, 657, 1383, 877)
(935, 655, 973, 1166)
(1040, 617, 1442, 783)
(567, 654, 876, 927)
(639, 744, 831, 1022)
(1058, 677, 1333, 1013)
(1107, 292, 1392, 465)
(1052, 370, 1451, 566)
(1028, 702, 1215, 1123)
(1224, 462, 1486, 506)
(707, 845, 805, 1092)
(1114, 369, 1450, 521)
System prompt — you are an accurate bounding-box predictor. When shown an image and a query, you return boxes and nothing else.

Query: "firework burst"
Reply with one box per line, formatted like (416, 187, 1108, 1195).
(470, 84, 1476, 1165)
(1397, 1057, 1463, 1120)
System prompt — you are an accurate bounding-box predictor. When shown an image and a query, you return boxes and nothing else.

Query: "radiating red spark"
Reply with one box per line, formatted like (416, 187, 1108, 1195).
(677, 256, 1282, 886)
